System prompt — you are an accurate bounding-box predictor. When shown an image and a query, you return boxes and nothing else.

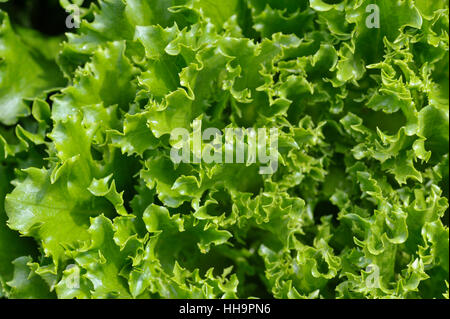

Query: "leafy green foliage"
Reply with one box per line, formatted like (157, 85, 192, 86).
(0, 0, 448, 299)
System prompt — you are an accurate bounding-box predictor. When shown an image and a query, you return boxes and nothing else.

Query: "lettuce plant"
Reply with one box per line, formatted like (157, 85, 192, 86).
(0, 0, 448, 299)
